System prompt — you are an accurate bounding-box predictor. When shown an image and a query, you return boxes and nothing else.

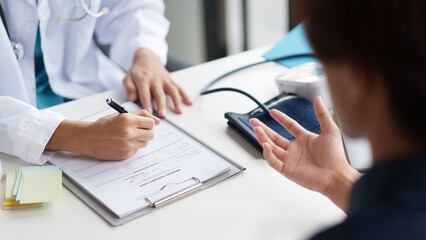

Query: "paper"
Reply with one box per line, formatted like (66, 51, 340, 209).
(43, 102, 232, 218)
(14, 165, 61, 201)
(3, 166, 61, 209)
(12, 167, 22, 196)
(20, 171, 62, 204)
(3, 198, 43, 209)
(263, 23, 319, 68)
(5, 169, 18, 200)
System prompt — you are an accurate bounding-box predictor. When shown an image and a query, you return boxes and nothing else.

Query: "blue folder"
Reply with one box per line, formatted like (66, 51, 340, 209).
(263, 23, 319, 68)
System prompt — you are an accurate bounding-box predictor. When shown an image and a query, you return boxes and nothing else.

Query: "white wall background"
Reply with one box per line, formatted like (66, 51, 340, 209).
(246, 0, 288, 49)
(164, 0, 207, 64)
(164, 0, 289, 64)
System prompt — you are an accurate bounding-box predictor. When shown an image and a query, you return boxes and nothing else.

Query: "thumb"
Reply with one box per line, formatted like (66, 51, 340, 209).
(314, 96, 338, 134)
(123, 75, 138, 101)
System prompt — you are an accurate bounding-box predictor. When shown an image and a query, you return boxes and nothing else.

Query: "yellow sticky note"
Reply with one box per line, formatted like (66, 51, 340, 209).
(5, 169, 18, 200)
(19, 171, 62, 204)
(3, 193, 42, 209)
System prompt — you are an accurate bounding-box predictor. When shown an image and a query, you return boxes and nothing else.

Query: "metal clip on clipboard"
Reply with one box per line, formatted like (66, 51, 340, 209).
(145, 177, 203, 208)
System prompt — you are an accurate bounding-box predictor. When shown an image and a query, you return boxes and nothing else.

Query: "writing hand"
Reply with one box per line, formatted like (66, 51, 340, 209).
(46, 110, 161, 160)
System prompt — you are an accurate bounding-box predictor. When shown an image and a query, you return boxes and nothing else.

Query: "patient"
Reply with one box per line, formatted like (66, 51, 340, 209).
(250, 0, 426, 239)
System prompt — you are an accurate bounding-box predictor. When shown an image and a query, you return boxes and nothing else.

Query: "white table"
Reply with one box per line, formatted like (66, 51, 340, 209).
(0, 47, 346, 240)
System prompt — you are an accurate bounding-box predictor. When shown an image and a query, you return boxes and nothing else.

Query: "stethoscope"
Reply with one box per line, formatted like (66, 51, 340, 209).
(60, 0, 109, 21)
(0, 0, 109, 61)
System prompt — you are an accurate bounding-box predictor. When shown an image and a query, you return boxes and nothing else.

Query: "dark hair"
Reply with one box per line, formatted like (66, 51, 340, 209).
(301, 0, 426, 145)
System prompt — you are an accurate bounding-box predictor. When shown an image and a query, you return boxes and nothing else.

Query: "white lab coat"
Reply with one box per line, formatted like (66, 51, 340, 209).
(0, 0, 169, 164)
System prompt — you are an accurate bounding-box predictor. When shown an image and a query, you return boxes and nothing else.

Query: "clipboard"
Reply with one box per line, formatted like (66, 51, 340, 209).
(59, 119, 245, 226)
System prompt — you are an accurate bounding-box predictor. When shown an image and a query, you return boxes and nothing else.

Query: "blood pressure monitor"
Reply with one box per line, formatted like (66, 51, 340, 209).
(275, 62, 332, 108)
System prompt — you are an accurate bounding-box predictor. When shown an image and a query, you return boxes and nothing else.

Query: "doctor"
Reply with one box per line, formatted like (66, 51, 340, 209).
(0, 0, 192, 165)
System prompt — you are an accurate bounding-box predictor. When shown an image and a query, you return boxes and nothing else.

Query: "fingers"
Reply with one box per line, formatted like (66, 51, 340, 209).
(122, 71, 153, 113)
(152, 82, 167, 118)
(178, 86, 193, 106)
(253, 126, 287, 159)
(122, 129, 154, 142)
(164, 81, 183, 114)
(122, 75, 138, 102)
(250, 118, 290, 149)
(131, 110, 161, 125)
(137, 77, 152, 113)
(314, 96, 338, 134)
(124, 65, 192, 118)
(159, 80, 193, 114)
(116, 111, 159, 128)
(126, 114, 156, 130)
(134, 140, 149, 148)
(263, 143, 285, 173)
(115, 140, 148, 160)
(136, 117, 156, 130)
(270, 109, 306, 138)
(134, 128, 154, 141)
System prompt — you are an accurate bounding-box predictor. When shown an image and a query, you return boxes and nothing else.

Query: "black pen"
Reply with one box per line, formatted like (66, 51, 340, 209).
(106, 98, 128, 113)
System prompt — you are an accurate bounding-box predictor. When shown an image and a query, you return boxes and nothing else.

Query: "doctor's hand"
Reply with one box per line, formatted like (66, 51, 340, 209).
(46, 110, 161, 160)
(250, 97, 360, 212)
(122, 48, 193, 118)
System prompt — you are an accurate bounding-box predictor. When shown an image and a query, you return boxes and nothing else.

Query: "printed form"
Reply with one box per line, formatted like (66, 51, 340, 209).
(42, 102, 231, 218)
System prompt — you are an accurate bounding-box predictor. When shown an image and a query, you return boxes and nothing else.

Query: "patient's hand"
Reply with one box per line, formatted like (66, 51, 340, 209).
(122, 48, 192, 118)
(46, 110, 161, 160)
(250, 97, 360, 212)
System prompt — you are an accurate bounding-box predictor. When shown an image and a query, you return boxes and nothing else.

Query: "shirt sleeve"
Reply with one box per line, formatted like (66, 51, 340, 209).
(0, 96, 65, 165)
(95, 0, 170, 70)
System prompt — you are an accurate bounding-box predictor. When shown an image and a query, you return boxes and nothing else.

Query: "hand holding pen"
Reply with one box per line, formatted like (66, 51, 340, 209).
(74, 99, 161, 160)
(45, 99, 160, 161)
(74, 99, 161, 159)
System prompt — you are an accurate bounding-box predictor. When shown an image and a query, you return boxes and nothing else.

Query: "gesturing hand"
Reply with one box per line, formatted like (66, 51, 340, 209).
(122, 48, 192, 118)
(250, 97, 360, 211)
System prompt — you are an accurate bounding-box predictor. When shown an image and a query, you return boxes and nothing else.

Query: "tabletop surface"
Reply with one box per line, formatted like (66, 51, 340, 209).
(0, 47, 346, 240)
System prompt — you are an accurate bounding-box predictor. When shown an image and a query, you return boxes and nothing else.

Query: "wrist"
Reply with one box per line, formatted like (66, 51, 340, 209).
(323, 163, 361, 212)
(133, 48, 160, 63)
(133, 48, 152, 61)
(45, 120, 90, 155)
